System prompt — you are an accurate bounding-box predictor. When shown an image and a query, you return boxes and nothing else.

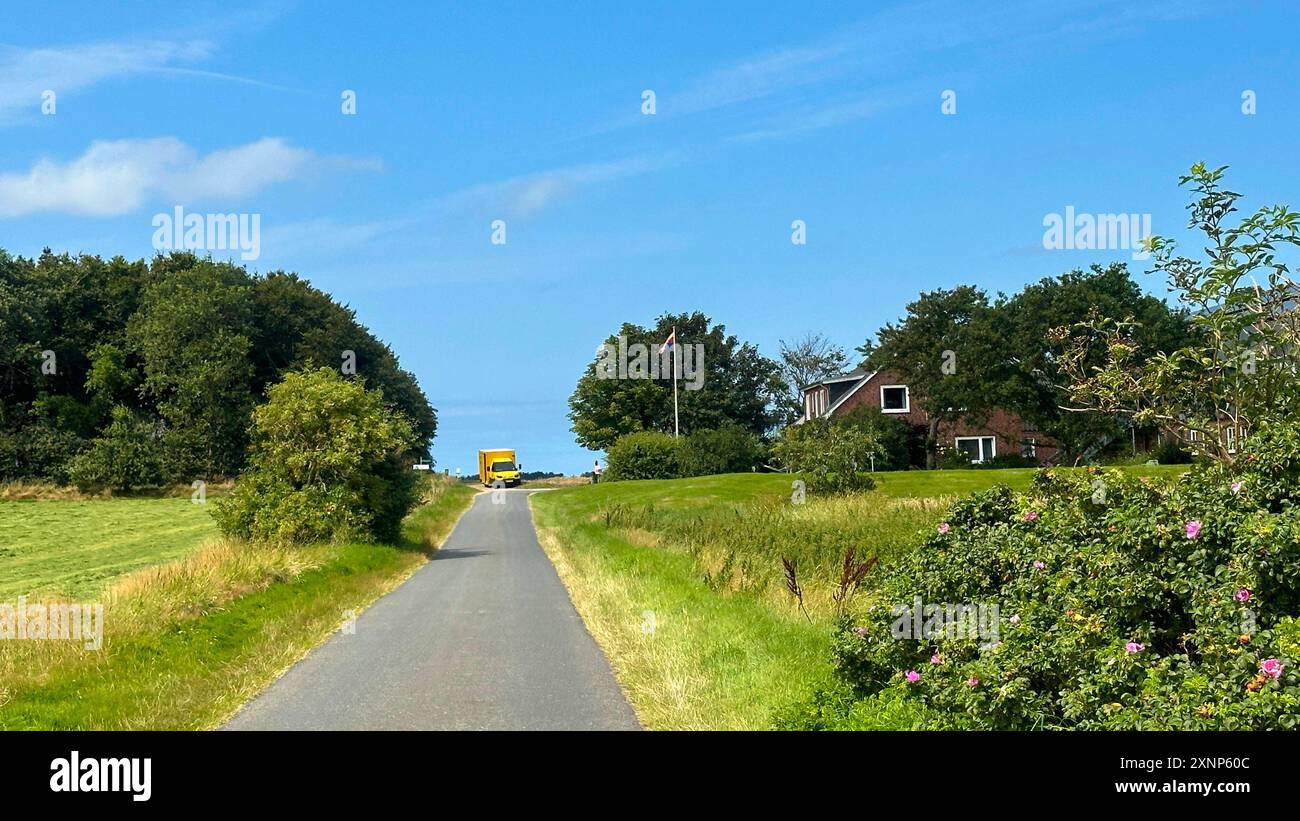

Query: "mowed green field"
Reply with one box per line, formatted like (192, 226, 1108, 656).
(0, 499, 218, 600)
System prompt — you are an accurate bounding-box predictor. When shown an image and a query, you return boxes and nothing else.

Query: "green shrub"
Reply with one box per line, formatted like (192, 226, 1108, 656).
(1153, 438, 1194, 465)
(773, 418, 878, 493)
(982, 453, 1038, 469)
(3, 423, 86, 484)
(214, 368, 420, 544)
(66, 406, 164, 490)
(837, 406, 911, 471)
(679, 423, 766, 476)
(824, 427, 1300, 729)
(604, 430, 685, 481)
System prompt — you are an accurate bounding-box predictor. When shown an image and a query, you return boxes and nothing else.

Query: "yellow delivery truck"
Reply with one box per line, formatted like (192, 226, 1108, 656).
(478, 448, 521, 487)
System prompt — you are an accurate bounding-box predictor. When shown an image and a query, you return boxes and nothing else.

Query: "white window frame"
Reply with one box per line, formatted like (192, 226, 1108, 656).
(879, 384, 910, 414)
(1021, 437, 1037, 458)
(1226, 425, 1237, 454)
(955, 435, 996, 463)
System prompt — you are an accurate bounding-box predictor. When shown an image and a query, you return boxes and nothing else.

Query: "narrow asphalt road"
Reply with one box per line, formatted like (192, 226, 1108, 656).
(223, 490, 640, 730)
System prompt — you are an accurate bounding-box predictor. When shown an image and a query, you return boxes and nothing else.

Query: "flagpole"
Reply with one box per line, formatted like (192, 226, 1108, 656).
(672, 325, 680, 438)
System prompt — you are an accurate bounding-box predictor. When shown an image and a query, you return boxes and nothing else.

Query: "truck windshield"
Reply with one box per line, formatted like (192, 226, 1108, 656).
(491, 461, 516, 472)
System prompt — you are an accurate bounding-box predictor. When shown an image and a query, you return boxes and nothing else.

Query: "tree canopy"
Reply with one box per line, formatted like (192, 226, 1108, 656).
(860, 266, 1193, 464)
(568, 311, 787, 451)
(0, 249, 436, 486)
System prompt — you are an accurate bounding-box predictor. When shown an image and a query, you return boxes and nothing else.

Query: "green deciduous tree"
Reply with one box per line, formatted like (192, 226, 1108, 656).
(215, 368, 421, 544)
(1055, 164, 1300, 464)
(128, 258, 255, 480)
(67, 406, 164, 491)
(568, 311, 787, 451)
(860, 286, 999, 468)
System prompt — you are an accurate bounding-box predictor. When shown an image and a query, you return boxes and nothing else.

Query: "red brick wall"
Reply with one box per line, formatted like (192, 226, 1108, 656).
(830, 370, 929, 426)
(824, 369, 1060, 464)
(937, 409, 1059, 463)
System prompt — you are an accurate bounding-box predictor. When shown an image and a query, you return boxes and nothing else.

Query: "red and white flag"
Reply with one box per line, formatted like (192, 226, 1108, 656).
(658, 330, 676, 355)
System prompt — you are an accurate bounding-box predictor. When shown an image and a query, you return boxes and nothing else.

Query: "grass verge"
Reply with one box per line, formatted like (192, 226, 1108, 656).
(0, 478, 475, 730)
(532, 493, 832, 729)
(530, 466, 1188, 729)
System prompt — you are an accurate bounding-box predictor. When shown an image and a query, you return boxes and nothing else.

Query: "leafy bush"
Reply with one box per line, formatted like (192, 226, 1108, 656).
(777, 420, 879, 493)
(836, 406, 911, 470)
(604, 431, 685, 481)
(66, 406, 164, 490)
(982, 453, 1038, 469)
(1, 424, 86, 484)
(679, 423, 766, 476)
(214, 368, 421, 544)
(774, 418, 879, 493)
(822, 429, 1300, 729)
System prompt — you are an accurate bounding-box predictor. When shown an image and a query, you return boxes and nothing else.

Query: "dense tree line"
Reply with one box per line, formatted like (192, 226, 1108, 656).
(861, 263, 1194, 465)
(0, 249, 436, 486)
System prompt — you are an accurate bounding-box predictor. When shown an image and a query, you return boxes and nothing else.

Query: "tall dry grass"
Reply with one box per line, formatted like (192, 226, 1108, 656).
(598, 492, 951, 619)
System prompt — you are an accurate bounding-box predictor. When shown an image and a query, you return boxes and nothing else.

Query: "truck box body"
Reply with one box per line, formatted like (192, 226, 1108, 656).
(478, 448, 520, 486)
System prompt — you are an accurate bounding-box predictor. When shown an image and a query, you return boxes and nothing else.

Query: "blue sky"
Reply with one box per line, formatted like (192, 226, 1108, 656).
(2, 1, 1297, 474)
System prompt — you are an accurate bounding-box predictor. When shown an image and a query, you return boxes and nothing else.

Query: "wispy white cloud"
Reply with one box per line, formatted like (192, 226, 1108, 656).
(0, 39, 205, 119)
(0, 24, 306, 123)
(727, 92, 902, 143)
(581, 0, 1211, 143)
(0, 137, 379, 217)
(439, 155, 669, 219)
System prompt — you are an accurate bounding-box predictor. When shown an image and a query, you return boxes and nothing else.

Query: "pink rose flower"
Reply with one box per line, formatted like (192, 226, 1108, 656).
(905, 670, 921, 684)
(937, 522, 951, 535)
(1023, 511, 1039, 522)
(1231, 481, 1243, 495)
(1185, 520, 1202, 540)
(966, 677, 980, 688)
(930, 653, 943, 665)
(853, 626, 868, 637)
(1125, 641, 1145, 654)
(1033, 560, 1046, 570)
(1235, 588, 1251, 603)
(1261, 658, 1283, 679)
(1009, 614, 1021, 626)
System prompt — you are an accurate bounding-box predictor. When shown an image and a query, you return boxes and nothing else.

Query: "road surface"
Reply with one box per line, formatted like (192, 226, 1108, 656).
(223, 489, 640, 730)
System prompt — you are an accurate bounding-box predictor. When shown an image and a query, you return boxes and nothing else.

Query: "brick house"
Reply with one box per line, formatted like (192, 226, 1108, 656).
(800, 368, 1059, 466)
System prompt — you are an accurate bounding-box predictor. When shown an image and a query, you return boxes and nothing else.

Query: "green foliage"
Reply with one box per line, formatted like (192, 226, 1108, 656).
(67, 406, 164, 491)
(0, 250, 436, 484)
(773, 418, 879, 492)
(128, 258, 256, 479)
(214, 369, 421, 544)
(836, 405, 911, 471)
(679, 423, 767, 476)
(1153, 438, 1194, 465)
(604, 431, 685, 481)
(568, 311, 787, 451)
(1057, 165, 1300, 463)
(0, 423, 86, 484)
(862, 268, 1193, 466)
(861, 286, 998, 467)
(998, 263, 1194, 457)
(826, 431, 1300, 729)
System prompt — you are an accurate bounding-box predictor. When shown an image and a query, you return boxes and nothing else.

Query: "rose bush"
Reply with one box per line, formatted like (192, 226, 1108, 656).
(810, 426, 1300, 729)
